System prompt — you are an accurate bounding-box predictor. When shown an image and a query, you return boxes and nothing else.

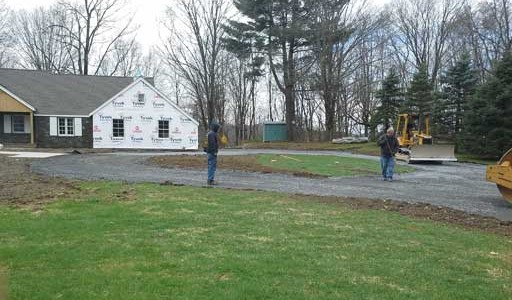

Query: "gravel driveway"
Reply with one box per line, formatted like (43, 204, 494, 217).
(31, 149, 512, 221)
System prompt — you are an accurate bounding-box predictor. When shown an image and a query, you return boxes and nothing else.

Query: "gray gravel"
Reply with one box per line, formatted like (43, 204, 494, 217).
(31, 150, 512, 221)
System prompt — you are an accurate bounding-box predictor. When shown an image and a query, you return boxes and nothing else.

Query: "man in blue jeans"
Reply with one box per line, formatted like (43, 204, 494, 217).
(377, 127, 399, 181)
(205, 121, 221, 185)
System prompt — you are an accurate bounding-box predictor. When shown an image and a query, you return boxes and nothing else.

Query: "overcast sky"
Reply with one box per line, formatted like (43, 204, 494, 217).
(5, 0, 390, 52)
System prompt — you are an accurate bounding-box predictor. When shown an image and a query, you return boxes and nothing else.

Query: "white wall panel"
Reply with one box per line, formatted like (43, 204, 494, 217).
(92, 81, 199, 149)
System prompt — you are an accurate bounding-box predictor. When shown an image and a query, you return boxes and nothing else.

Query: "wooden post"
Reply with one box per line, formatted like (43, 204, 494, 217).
(30, 112, 34, 145)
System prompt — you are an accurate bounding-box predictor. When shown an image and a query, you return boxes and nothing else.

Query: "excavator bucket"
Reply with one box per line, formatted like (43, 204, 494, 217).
(408, 144, 458, 163)
(487, 148, 512, 204)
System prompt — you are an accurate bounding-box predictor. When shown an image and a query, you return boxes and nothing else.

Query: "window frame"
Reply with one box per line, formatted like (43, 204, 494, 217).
(57, 117, 75, 136)
(11, 115, 25, 134)
(158, 120, 170, 139)
(137, 92, 145, 103)
(112, 118, 125, 138)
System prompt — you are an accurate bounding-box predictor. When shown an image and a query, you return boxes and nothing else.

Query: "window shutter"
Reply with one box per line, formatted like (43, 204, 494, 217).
(3, 115, 11, 134)
(49, 117, 57, 136)
(74, 118, 82, 137)
(24, 115, 31, 133)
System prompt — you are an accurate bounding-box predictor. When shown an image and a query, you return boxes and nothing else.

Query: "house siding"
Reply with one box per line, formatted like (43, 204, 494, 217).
(35, 116, 93, 148)
(0, 112, 31, 144)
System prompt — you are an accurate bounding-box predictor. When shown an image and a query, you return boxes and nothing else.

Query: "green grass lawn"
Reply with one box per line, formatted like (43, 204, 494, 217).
(257, 154, 414, 176)
(1, 183, 511, 299)
(243, 142, 499, 165)
(241, 141, 382, 156)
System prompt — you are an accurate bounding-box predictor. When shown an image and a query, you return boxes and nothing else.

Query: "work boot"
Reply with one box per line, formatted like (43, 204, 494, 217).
(207, 180, 217, 186)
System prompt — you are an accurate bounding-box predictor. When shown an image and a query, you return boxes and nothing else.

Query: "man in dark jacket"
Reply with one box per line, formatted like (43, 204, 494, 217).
(206, 121, 221, 185)
(377, 127, 400, 181)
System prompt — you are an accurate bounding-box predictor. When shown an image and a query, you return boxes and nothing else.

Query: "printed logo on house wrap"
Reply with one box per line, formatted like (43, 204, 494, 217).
(94, 137, 103, 143)
(140, 115, 154, 122)
(160, 116, 173, 122)
(172, 127, 182, 134)
(112, 99, 125, 108)
(132, 95, 146, 108)
(93, 125, 102, 133)
(191, 129, 197, 135)
(153, 101, 165, 108)
(151, 136, 164, 144)
(130, 136, 144, 143)
(170, 137, 183, 144)
(110, 136, 124, 142)
(132, 126, 143, 133)
(122, 116, 133, 122)
(189, 137, 198, 144)
(180, 117, 193, 123)
(99, 115, 113, 122)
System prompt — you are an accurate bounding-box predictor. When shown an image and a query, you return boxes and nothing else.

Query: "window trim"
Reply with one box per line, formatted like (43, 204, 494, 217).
(57, 117, 75, 137)
(112, 118, 125, 138)
(158, 120, 170, 139)
(11, 115, 25, 134)
(137, 92, 145, 103)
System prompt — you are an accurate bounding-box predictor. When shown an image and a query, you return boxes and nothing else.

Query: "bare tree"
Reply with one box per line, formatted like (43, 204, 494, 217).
(390, 0, 463, 85)
(54, 0, 137, 75)
(14, 6, 73, 72)
(160, 0, 230, 129)
(0, 0, 15, 67)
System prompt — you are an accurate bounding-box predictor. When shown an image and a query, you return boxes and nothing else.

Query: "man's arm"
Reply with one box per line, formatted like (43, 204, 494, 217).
(377, 134, 386, 146)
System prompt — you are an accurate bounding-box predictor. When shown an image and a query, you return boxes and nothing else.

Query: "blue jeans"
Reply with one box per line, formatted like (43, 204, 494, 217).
(207, 153, 217, 181)
(380, 156, 395, 179)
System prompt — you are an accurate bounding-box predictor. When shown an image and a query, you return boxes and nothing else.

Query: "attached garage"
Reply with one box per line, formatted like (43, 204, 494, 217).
(91, 79, 199, 149)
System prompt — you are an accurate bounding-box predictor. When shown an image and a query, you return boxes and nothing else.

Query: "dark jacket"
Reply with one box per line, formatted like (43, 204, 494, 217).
(206, 122, 220, 154)
(377, 133, 399, 157)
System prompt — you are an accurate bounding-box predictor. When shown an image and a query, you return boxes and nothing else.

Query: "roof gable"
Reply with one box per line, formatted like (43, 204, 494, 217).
(90, 78, 199, 126)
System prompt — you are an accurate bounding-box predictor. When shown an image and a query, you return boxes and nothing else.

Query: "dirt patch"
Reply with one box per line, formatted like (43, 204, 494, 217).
(0, 155, 79, 209)
(289, 194, 512, 237)
(149, 155, 327, 178)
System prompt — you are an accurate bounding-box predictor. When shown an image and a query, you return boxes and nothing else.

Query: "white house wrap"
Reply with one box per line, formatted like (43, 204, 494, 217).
(91, 79, 199, 150)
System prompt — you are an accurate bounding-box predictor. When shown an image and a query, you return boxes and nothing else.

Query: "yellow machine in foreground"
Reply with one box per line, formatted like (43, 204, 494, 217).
(395, 113, 457, 163)
(486, 148, 512, 204)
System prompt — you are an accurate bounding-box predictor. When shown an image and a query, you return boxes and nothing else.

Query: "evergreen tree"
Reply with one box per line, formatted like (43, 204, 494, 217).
(436, 53, 478, 138)
(233, 0, 311, 141)
(462, 51, 512, 158)
(373, 69, 403, 131)
(404, 64, 434, 132)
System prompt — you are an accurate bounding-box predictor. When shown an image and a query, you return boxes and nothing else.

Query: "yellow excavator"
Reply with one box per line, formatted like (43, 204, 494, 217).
(395, 113, 457, 163)
(486, 148, 512, 204)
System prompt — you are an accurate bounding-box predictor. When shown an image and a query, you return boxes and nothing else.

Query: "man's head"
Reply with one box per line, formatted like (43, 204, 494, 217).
(210, 121, 221, 133)
(386, 127, 395, 137)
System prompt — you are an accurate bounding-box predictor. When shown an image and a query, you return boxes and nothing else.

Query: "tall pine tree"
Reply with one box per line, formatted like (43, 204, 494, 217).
(462, 51, 512, 158)
(405, 64, 434, 133)
(233, 0, 311, 141)
(436, 53, 478, 138)
(373, 69, 403, 132)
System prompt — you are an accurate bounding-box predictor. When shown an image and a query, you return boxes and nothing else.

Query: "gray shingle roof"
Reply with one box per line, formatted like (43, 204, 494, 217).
(0, 69, 152, 115)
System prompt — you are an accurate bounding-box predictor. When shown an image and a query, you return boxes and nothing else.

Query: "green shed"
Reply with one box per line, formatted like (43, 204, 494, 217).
(263, 122, 288, 142)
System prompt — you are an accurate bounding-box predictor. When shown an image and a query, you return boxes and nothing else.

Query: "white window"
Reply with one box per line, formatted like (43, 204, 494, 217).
(58, 117, 74, 136)
(113, 119, 124, 138)
(158, 120, 169, 138)
(138, 93, 145, 103)
(11, 115, 25, 133)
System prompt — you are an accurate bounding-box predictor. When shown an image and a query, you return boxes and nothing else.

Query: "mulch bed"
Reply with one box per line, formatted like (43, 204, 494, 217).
(149, 155, 327, 178)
